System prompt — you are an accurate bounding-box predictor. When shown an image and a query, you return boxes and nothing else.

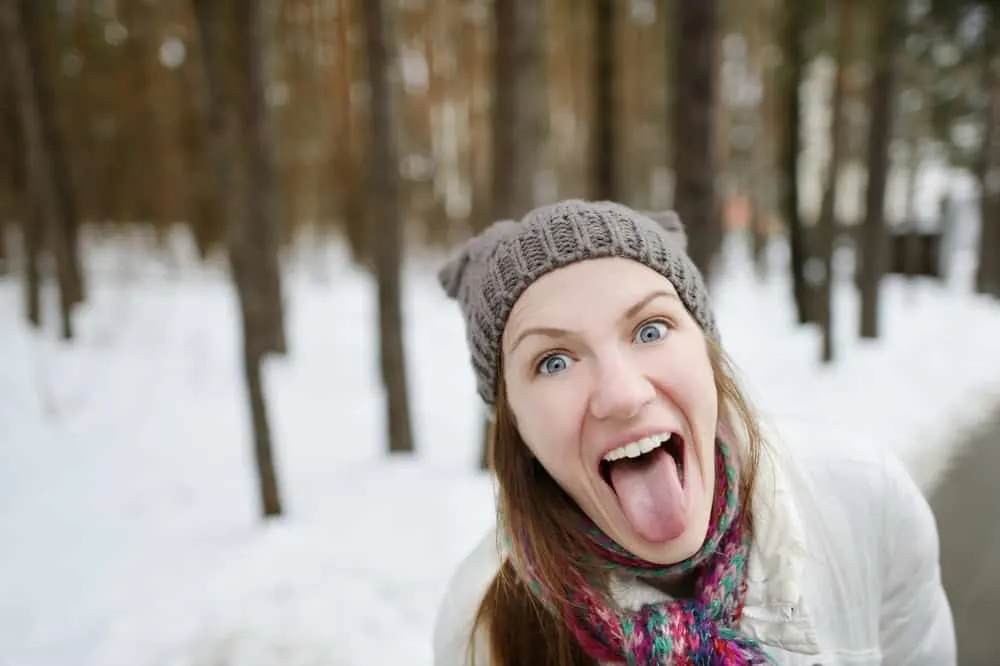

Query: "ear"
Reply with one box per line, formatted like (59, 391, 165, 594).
(436, 245, 471, 299)
(437, 218, 522, 299)
(640, 209, 688, 252)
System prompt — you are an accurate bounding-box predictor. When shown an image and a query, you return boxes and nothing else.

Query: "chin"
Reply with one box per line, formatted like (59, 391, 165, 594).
(630, 519, 710, 565)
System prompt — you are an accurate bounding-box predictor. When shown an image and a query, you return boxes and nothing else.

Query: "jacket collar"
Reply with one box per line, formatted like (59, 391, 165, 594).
(607, 440, 822, 655)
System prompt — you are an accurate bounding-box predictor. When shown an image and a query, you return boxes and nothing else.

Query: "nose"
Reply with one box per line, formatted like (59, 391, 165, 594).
(588, 349, 656, 422)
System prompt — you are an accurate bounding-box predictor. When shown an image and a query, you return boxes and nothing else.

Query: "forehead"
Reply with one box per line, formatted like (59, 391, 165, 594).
(504, 257, 677, 331)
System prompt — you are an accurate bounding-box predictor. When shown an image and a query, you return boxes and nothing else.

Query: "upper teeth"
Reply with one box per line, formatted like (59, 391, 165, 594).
(602, 434, 672, 462)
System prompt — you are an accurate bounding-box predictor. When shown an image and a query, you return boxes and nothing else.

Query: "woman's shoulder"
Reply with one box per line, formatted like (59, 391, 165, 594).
(784, 440, 955, 660)
(791, 439, 923, 507)
(786, 439, 937, 559)
(432, 527, 503, 666)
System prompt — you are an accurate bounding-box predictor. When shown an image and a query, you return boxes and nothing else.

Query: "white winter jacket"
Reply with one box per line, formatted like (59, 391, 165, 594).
(433, 440, 956, 665)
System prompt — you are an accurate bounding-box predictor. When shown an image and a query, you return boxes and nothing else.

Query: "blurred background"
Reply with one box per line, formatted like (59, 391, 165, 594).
(1, 0, 999, 664)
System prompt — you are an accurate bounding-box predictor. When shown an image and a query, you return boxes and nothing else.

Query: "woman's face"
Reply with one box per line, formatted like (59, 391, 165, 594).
(501, 257, 718, 564)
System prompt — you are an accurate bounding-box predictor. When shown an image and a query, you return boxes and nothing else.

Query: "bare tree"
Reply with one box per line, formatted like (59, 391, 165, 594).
(817, 0, 852, 363)
(780, 0, 813, 324)
(591, 0, 616, 200)
(361, 0, 415, 454)
(479, 0, 544, 469)
(859, 0, 903, 338)
(21, 203, 43, 327)
(193, 0, 284, 517)
(0, 71, 15, 281)
(673, 0, 720, 280)
(240, 2, 288, 355)
(978, 19, 1000, 298)
(491, 0, 543, 226)
(1, 77, 41, 325)
(1, 0, 74, 338)
(744, 0, 771, 278)
(0, 216, 6, 277)
(19, 1, 85, 308)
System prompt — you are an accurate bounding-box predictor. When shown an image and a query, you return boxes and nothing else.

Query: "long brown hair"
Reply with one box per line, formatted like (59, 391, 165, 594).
(468, 337, 766, 666)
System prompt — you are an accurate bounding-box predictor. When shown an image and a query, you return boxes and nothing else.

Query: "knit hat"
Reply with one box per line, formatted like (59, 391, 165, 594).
(438, 199, 716, 405)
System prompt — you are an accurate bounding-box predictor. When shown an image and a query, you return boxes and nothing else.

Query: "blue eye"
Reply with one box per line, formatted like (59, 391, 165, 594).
(635, 320, 669, 344)
(538, 353, 573, 376)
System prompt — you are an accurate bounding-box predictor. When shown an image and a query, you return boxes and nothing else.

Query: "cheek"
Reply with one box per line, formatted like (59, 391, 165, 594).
(655, 347, 718, 422)
(510, 388, 585, 476)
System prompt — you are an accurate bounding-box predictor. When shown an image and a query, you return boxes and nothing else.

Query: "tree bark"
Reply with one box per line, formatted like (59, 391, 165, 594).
(591, 0, 616, 200)
(482, 0, 544, 469)
(361, 0, 415, 455)
(236, 0, 287, 355)
(1, 0, 73, 339)
(672, 0, 719, 281)
(817, 0, 851, 363)
(490, 0, 543, 223)
(747, 0, 771, 280)
(21, 202, 42, 328)
(780, 0, 812, 324)
(977, 23, 1000, 298)
(19, 0, 84, 307)
(902, 132, 922, 279)
(0, 220, 7, 276)
(1, 69, 40, 323)
(0, 102, 10, 279)
(193, 0, 283, 517)
(859, 0, 901, 338)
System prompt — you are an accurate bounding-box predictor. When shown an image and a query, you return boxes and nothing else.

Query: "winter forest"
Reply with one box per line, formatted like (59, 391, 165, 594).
(2, 0, 1000, 664)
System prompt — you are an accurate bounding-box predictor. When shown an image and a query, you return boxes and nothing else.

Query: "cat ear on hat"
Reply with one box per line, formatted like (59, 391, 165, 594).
(437, 218, 521, 300)
(641, 210, 688, 252)
(437, 244, 471, 299)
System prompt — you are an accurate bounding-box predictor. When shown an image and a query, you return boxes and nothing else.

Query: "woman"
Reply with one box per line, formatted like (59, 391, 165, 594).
(433, 200, 955, 665)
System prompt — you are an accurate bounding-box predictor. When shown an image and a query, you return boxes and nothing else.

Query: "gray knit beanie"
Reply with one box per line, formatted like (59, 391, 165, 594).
(438, 199, 717, 405)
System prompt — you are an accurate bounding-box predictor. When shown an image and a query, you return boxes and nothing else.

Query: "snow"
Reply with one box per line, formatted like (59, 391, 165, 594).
(2, 229, 1000, 666)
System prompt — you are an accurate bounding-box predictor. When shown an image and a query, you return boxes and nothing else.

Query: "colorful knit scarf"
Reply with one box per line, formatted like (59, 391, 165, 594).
(506, 441, 772, 665)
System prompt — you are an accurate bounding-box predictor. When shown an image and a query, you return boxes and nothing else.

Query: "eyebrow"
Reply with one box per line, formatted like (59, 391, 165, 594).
(506, 289, 679, 354)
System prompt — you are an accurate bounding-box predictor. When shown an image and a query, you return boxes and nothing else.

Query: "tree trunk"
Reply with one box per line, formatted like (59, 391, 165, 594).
(361, 0, 415, 455)
(1, 72, 39, 324)
(747, 0, 771, 279)
(977, 23, 1000, 298)
(780, 0, 812, 324)
(236, 0, 287, 355)
(672, 0, 719, 281)
(591, 0, 616, 200)
(22, 206, 42, 327)
(19, 0, 84, 307)
(482, 0, 544, 469)
(193, 0, 283, 518)
(859, 0, 901, 338)
(0, 221, 7, 276)
(241, 323, 282, 517)
(817, 0, 851, 363)
(491, 0, 543, 223)
(0, 74, 11, 278)
(0, 0, 73, 339)
(750, 134, 770, 279)
(902, 133, 922, 279)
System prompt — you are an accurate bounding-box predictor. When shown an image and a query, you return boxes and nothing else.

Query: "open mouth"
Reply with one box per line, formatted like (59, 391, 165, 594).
(599, 432, 685, 489)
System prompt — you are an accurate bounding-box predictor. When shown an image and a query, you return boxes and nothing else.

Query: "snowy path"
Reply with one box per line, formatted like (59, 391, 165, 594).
(930, 401, 1000, 664)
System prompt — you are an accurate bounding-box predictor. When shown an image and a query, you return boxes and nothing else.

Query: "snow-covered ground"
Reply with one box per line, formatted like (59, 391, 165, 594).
(2, 230, 999, 666)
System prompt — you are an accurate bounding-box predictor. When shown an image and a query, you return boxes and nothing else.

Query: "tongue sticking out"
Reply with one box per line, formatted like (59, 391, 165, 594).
(609, 446, 686, 543)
